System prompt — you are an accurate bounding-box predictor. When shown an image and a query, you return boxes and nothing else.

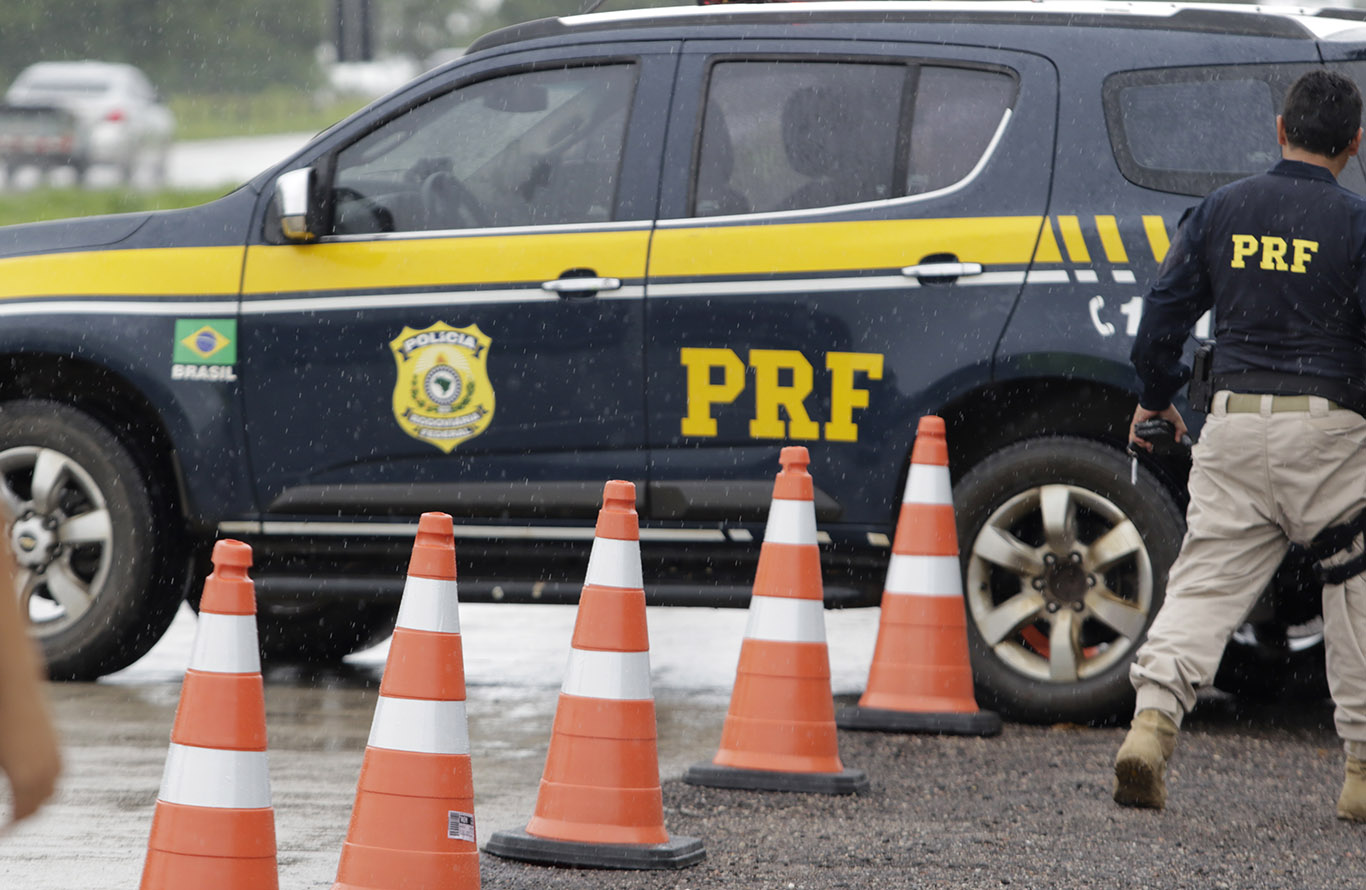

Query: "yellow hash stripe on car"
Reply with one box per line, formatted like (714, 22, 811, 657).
(1032, 218, 1064, 264)
(0, 247, 242, 299)
(1094, 215, 1129, 264)
(1143, 215, 1171, 264)
(1055, 216, 1090, 263)
(242, 230, 650, 294)
(650, 217, 1052, 277)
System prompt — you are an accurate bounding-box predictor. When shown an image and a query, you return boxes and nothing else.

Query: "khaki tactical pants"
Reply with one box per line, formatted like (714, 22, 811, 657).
(1131, 391, 1366, 755)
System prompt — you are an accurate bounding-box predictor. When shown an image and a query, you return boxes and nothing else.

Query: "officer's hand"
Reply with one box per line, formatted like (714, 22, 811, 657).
(1129, 403, 1188, 452)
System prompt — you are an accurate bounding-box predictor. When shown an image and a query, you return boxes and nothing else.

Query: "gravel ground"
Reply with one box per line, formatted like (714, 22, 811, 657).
(482, 692, 1361, 890)
(6, 606, 1356, 888)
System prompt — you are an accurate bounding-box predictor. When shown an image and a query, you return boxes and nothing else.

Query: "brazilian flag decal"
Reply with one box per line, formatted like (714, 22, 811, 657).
(173, 319, 237, 365)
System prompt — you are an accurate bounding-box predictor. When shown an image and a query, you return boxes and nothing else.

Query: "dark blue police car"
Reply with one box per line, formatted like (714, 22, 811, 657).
(4, 0, 1365, 722)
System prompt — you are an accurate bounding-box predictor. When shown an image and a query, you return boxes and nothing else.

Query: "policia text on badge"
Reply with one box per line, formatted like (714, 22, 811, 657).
(680, 347, 884, 442)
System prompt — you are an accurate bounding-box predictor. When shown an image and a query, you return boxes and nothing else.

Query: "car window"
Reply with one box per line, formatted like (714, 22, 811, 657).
(694, 61, 904, 217)
(1103, 63, 1366, 197)
(692, 60, 1014, 217)
(330, 64, 636, 234)
(907, 66, 1016, 195)
(1121, 78, 1277, 175)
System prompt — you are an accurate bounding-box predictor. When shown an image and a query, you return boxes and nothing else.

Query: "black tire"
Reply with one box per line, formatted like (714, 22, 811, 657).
(256, 599, 399, 664)
(0, 400, 185, 679)
(954, 436, 1186, 725)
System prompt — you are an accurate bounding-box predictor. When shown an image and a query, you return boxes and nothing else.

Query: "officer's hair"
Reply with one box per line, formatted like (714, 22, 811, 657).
(1283, 70, 1362, 158)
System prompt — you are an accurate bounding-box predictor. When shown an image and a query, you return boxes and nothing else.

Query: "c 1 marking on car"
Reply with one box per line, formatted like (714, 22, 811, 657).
(681, 347, 884, 442)
(390, 322, 496, 453)
(447, 810, 475, 842)
(171, 318, 238, 382)
(1087, 296, 1212, 340)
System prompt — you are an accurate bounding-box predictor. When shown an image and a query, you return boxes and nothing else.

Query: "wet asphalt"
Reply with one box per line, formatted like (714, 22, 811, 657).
(1, 602, 1361, 889)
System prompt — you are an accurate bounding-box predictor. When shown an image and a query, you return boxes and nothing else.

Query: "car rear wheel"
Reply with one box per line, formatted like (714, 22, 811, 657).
(954, 436, 1186, 724)
(0, 400, 185, 679)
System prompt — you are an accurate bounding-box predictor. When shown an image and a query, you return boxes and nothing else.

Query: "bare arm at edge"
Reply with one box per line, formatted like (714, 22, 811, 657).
(0, 504, 61, 827)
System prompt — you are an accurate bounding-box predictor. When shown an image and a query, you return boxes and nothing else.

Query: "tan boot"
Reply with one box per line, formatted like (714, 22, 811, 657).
(1113, 709, 1179, 809)
(1337, 756, 1366, 821)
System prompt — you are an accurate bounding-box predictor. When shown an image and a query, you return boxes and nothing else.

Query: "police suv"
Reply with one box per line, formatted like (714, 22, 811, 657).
(3, 0, 1363, 722)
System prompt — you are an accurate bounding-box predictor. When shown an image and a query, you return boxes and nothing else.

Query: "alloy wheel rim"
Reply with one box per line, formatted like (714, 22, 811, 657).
(0, 446, 114, 636)
(965, 483, 1154, 683)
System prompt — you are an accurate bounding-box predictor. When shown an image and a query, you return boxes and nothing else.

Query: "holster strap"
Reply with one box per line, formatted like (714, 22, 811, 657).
(1309, 509, 1366, 585)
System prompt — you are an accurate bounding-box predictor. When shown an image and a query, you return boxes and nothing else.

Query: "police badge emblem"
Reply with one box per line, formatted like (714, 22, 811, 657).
(390, 322, 496, 452)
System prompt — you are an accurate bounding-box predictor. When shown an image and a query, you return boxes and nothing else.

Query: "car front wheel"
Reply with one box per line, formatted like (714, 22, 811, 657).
(0, 400, 185, 679)
(954, 436, 1185, 724)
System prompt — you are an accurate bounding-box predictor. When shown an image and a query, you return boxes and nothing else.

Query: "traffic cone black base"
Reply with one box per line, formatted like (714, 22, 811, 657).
(483, 829, 704, 871)
(682, 762, 868, 795)
(835, 705, 1001, 736)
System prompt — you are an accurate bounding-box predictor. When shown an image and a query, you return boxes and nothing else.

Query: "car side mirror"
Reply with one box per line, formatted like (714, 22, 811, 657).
(275, 167, 317, 242)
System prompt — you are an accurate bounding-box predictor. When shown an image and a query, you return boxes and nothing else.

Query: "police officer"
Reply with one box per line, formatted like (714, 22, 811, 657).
(1117, 69, 1366, 819)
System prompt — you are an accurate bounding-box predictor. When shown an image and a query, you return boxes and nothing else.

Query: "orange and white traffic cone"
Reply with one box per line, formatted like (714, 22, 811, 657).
(332, 512, 480, 890)
(685, 447, 868, 794)
(140, 539, 277, 890)
(837, 416, 1001, 736)
(484, 481, 704, 869)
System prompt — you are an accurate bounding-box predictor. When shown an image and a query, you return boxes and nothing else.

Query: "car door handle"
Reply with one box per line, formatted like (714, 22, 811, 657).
(541, 272, 622, 297)
(901, 261, 984, 281)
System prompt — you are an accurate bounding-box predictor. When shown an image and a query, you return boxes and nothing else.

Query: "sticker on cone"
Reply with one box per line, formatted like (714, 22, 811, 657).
(484, 481, 704, 870)
(685, 447, 869, 794)
(140, 539, 278, 890)
(332, 512, 481, 890)
(837, 415, 1002, 736)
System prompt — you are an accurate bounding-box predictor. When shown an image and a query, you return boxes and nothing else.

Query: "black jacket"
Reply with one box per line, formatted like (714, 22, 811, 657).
(1132, 158, 1366, 413)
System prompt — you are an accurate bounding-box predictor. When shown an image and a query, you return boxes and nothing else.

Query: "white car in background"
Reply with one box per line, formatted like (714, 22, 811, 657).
(2, 61, 174, 185)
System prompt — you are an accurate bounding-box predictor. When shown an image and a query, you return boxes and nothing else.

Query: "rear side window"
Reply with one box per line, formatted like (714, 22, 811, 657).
(692, 60, 1014, 217)
(1104, 64, 1366, 197)
(908, 66, 1017, 195)
(1121, 79, 1276, 175)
